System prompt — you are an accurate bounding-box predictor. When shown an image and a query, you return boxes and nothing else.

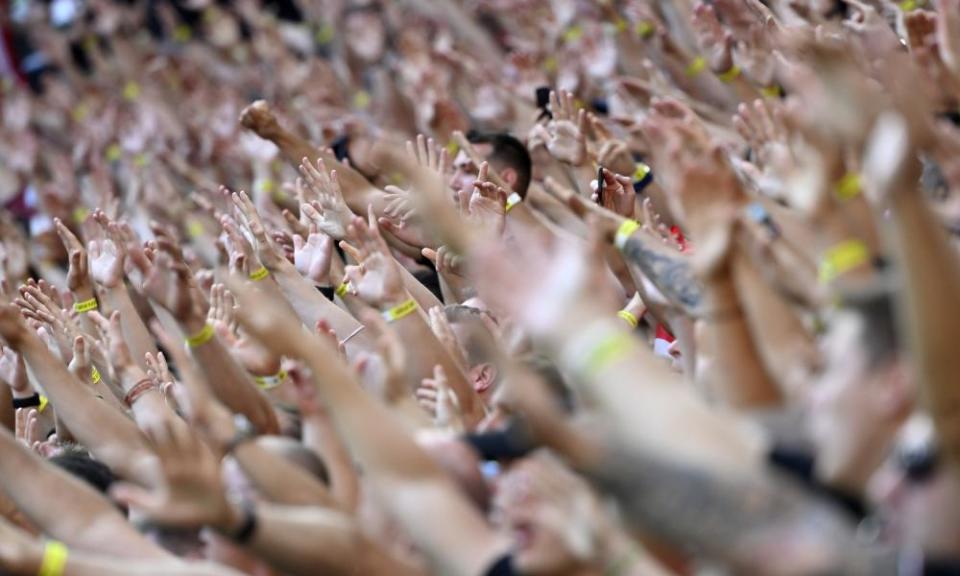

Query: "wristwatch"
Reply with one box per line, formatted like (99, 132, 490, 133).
(224, 414, 257, 455)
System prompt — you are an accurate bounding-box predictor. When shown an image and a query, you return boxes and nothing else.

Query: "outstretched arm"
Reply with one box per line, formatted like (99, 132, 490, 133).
(0, 304, 155, 485)
(227, 281, 509, 576)
(0, 426, 167, 559)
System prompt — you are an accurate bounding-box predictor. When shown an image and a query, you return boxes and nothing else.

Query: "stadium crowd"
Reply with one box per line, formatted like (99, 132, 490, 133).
(0, 0, 959, 574)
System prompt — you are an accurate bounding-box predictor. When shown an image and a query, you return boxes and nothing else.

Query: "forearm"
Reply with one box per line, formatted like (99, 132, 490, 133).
(265, 125, 384, 213)
(398, 264, 443, 312)
(699, 272, 782, 409)
(302, 411, 360, 512)
(98, 285, 159, 367)
(180, 316, 279, 434)
(390, 303, 480, 418)
(543, 306, 763, 475)
(232, 443, 335, 507)
(731, 250, 819, 400)
(295, 341, 506, 574)
(16, 335, 155, 483)
(621, 233, 704, 315)
(888, 189, 960, 464)
(271, 263, 376, 355)
(222, 503, 420, 576)
(0, 429, 166, 559)
(587, 442, 883, 575)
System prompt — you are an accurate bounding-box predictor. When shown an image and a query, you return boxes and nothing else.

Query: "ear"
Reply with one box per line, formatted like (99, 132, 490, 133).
(499, 168, 518, 189)
(470, 362, 499, 394)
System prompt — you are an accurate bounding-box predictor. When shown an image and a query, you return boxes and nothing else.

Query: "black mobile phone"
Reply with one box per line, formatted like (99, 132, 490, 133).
(535, 86, 552, 122)
(596, 166, 605, 205)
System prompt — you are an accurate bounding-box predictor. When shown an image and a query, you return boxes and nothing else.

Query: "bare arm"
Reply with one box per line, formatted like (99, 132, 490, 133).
(0, 308, 155, 485)
(230, 283, 509, 576)
(0, 427, 167, 559)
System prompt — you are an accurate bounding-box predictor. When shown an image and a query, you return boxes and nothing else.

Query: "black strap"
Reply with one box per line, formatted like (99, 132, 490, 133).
(12, 393, 41, 409)
(230, 506, 259, 545)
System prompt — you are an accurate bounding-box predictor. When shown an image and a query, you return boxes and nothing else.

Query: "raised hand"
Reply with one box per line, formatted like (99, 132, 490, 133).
(208, 284, 281, 377)
(87, 210, 127, 289)
(416, 365, 464, 431)
(140, 249, 196, 321)
(421, 245, 465, 276)
(464, 172, 508, 238)
(54, 219, 92, 296)
(110, 420, 235, 531)
(0, 345, 28, 394)
(293, 224, 334, 285)
(692, 1, 735, 73)
(239, 99, 282, 140)
(592, 168, 636, 220)
(230, 188, 285, 270)
(340, 208, 406, 309)
(546, 90, 589, 166)
(406, 134, 451, 177)
(298, 157, 355, 240)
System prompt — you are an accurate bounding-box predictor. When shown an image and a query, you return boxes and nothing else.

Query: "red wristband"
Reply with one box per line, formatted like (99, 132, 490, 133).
(124, 379, 156, 408)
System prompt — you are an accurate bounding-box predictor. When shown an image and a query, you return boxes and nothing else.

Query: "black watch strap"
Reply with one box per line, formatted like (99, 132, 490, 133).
(12, 393, 41, 409)
(230, 505, 258, 544)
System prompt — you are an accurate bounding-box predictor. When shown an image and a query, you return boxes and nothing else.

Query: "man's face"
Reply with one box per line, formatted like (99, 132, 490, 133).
(493, 462, 584, 575)
(449, 145, 492, 196)
(807, 314, 892, 490)
(345, 10, 387, 63)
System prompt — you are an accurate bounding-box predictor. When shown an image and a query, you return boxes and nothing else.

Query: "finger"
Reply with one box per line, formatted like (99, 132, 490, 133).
(339, 241, 363, 263)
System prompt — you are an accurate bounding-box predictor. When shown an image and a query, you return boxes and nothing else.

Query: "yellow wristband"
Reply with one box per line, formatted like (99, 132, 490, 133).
(635, 20, 655, 39)
(617, 310, 639, 329)
(186, 324, 215, 348)
(717, 65, 741, 83)
(382, 299, 418, 323)
(254, 369, 287, 391)
(91, 366, 101, 385)
(73, 298, 98, 314)
(505, 192, 523, 213)
(582, 332, 634, 377)
(335, 282, 350, 297)
(614, 220, 640, 250)
(38, 395, 49, 414)
(39, 541, 68, 576)
(686, 56, 707, 77)
(249, 267, 270, 282)
(819, 240, 870, 284)
(761, 85, 783, 99)
(835, 172, 862, 201)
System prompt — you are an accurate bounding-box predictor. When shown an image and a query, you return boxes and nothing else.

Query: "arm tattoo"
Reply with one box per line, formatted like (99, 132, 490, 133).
(621, 234, 703, 314)
(589, 444, 898, 575)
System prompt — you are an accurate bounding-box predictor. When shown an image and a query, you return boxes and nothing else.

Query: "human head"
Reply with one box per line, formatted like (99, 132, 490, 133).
(343, 3, 388, 64)
(49, 446, 116, 495)
(493, 453, 594, 575)
(808, 290, 912, 492)
(450, 132, 532, 198)
(444, 305, 501, 402)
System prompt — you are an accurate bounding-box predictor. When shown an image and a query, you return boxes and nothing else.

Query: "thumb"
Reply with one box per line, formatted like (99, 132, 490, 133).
(421, 248, 438, 265)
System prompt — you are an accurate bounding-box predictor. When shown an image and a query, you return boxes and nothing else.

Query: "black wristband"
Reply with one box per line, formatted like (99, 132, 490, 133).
(12, 393, 41, 409)
(230, 505, 258, 544)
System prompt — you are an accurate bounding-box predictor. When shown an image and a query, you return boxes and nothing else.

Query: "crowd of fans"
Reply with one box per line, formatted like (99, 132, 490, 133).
(0, 0, 958, 574)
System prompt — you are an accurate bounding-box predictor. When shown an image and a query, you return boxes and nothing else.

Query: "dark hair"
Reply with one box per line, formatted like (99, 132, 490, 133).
(842, 289, 900, 367)
(466, 132, 532, 197)
(49, 447, 116, 495)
